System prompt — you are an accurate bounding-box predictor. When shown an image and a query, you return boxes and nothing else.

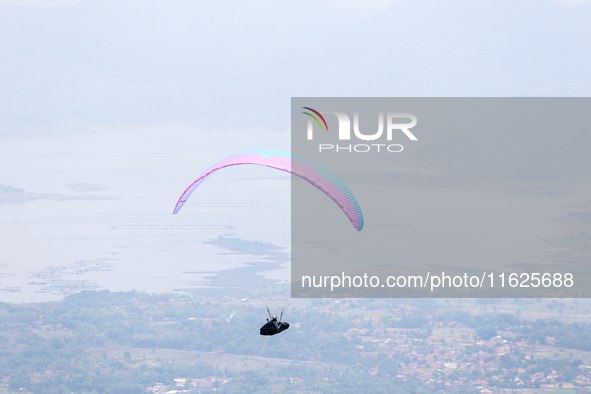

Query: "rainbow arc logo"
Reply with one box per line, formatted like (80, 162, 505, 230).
(302, 107, 328, 131)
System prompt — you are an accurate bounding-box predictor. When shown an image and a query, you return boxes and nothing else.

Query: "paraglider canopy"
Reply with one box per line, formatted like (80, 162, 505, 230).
(173, 150, 364, 231)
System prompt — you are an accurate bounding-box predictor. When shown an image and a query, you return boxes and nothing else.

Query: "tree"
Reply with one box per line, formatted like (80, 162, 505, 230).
(476, 326, 497, 340)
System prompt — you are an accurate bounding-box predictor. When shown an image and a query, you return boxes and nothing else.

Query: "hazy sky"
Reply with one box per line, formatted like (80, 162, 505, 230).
(1, 0, 589, 7)
(1, 0, 590, 134)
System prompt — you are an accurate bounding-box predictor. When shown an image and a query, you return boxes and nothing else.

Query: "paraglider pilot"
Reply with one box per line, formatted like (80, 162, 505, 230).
(268, 315, 280, 329)
(260, 312, 289, 336)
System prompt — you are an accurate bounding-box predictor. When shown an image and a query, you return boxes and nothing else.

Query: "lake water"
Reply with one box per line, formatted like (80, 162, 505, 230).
(1, 125, 589, 302)
(0, 126, 291, 303)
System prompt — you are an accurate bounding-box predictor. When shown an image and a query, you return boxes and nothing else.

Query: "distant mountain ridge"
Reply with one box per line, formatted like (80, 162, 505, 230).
(0, 184, 116, 203)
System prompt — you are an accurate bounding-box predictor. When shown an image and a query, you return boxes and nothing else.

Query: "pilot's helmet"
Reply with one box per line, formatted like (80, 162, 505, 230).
(272, 315, 278, 321)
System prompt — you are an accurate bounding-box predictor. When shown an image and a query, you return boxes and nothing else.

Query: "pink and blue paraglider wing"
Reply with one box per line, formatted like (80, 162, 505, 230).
(172, 150, 363, 231)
